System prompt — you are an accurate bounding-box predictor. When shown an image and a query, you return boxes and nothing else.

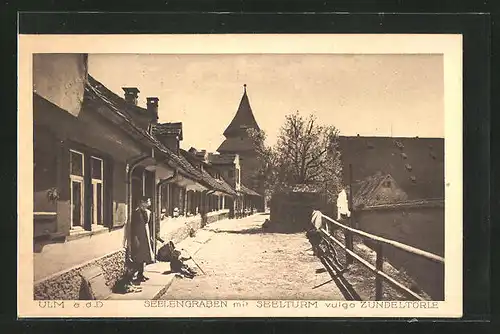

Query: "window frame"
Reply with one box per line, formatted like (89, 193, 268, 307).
(90, 156, 104, 226)
(69, 149, 85, 229)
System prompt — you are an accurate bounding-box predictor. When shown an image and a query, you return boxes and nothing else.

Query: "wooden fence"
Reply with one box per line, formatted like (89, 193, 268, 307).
(319, 213, 445, 301)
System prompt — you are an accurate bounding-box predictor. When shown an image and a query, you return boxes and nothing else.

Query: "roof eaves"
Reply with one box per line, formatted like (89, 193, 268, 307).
(86, 80, 200, 182)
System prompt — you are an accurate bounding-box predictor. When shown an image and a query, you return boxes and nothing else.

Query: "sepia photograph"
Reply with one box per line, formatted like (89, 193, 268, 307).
(18, 34, 463, 318)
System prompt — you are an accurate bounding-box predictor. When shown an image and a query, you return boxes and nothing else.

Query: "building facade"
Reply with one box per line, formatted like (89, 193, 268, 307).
(217, 85, 265, 210)
(33, 54, 243, 300)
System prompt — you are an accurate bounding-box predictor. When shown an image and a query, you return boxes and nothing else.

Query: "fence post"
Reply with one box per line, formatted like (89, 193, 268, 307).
(324, 215, 330, 234)
(375, 242, 384, 300)
(345, 163, 355, 266)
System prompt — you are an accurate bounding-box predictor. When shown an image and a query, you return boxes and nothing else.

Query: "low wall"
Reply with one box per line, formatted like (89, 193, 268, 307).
(355, 200, 444, 300)
(34, 209, 232, 300)
(206, 209, 230, 224)
(34, 250, 125, 300)
(162, 216, 203, 245)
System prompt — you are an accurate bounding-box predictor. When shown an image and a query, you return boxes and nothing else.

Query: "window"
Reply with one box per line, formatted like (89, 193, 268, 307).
(70, 149, 108, 230)
(70, 150, 84, 177)
(70, 150, 84, 228)
(228, 170, 234, 178)
(91, 156, 104, 226)
(383, 180, 391, 188)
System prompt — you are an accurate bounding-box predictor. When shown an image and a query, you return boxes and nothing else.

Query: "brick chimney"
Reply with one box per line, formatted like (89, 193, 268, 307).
(122, 87, 140, 105)
(146, 97, 159, 124)
(153, 122, 183, 155)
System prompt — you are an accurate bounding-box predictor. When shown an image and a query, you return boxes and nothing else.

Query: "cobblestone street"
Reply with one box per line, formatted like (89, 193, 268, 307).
(162, 214, 345, 300)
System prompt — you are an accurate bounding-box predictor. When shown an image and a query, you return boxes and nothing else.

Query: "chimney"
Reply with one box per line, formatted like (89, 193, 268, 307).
(154, 122, 183, 155)
(146, 97, 159, 124)
(122, 87, 140, 105)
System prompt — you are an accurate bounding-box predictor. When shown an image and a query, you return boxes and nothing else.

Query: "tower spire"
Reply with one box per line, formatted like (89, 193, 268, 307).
(219, 84, 261, 143)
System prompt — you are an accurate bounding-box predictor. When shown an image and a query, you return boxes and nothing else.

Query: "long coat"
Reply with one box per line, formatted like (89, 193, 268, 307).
(128, 208, 155, 265)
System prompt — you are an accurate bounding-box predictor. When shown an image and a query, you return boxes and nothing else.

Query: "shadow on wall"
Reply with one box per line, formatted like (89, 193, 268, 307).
(357, 204, 445, 300)
(33, 236, 66, 253)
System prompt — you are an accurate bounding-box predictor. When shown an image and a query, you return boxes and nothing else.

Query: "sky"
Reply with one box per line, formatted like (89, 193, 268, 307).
(88, 54, 444, 152)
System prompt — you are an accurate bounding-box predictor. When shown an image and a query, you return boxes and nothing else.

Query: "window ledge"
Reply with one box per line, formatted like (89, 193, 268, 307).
(34, 212, 57, 221)
(67, 225, 109, 241)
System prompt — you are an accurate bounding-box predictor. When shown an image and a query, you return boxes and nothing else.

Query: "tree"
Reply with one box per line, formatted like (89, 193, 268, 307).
(246, 127, 279, 198)
(248, 111, 343, 203)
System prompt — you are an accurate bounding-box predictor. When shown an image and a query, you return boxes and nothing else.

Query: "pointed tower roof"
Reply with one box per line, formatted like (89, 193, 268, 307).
(223, 84, 260, 137)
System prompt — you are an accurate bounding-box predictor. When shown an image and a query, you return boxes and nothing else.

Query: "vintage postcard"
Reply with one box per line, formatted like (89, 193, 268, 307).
(18, 34, 462, 318)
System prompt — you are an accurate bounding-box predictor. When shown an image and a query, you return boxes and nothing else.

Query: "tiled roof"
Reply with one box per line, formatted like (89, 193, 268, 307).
(239, 184, 262, 197)
(352, 173, 388, 205)
(207, 153, 237, 165)
(351, 172, 407, 207)
(217, 136, 256, 153)
(338, 136, 444, 200)
(180, 149, 236, 196)
(222, 85, 261, 137)
(87, 75, 154, 131)
(289, 184, 323, 193)
(188, 147, 210, 162)
(152, 122, 183, 140)
(85, 75, 200, 181)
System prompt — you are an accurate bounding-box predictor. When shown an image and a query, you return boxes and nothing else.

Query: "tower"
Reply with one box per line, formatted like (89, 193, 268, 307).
(217, 84, 263, 196)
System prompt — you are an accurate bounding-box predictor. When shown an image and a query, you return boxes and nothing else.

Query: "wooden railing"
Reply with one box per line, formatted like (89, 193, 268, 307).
(319, 213, 445, 301)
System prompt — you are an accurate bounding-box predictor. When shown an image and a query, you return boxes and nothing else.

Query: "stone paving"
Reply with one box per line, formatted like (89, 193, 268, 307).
(162, 213, 345, 300)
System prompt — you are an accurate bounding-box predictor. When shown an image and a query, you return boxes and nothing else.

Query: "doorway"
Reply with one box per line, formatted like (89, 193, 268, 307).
(131, 176, 143, 212)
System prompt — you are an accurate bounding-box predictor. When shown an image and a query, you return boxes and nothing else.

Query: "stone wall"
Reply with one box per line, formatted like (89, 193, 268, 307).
(167, 217, 204, 245)
(206, 210, 230, 224)
(34, 250, 125, 300)
(355, 201, 444, 300)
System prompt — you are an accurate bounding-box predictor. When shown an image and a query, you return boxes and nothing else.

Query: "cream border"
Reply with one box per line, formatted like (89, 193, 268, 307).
(18, 34, 463, 318)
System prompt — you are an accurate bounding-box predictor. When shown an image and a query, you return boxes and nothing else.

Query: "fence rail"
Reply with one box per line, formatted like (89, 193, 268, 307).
(318, 213, 445, 301)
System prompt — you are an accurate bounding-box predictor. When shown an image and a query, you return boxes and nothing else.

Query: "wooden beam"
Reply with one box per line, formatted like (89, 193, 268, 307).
(321, 215, 445, 264)
(320, 229, 425, 301)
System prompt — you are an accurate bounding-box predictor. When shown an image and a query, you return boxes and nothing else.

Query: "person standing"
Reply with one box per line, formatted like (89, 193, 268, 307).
(128, 196, 155, 283)
(306, 208, 323, 256)
(336, 188, 351, 221)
